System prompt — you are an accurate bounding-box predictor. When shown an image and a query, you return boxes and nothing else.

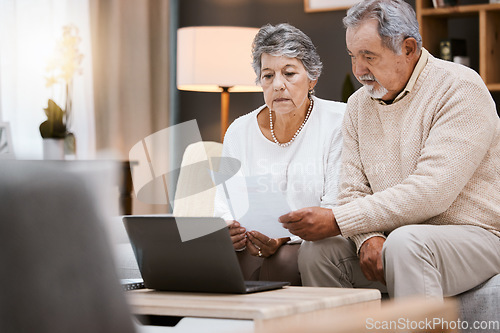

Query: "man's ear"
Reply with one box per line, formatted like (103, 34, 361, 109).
(403, 38, 418, 58)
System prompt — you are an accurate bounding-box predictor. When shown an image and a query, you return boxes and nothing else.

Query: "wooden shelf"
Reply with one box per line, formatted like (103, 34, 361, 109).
(487, 83, 500, 91)
(420, 3, 500, 15)
(417, 0, 500, 91)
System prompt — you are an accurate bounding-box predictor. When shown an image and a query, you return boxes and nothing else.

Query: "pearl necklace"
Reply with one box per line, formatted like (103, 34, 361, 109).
(269, 97, 313, 147)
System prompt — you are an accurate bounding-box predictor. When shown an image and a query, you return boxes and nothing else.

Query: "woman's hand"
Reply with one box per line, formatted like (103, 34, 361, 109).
(228, 221, 247, 250)
(246, 231, 290, 258)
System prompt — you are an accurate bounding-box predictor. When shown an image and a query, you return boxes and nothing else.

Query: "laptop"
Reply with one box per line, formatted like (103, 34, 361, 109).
(122, 215, 290, 293)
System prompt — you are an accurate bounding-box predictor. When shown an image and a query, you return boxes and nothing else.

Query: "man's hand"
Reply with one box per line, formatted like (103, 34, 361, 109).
(279, 207, 340, 241)
(359, 236, 386, 285)
(246, 231, 290, 258)
(228, 221, 246, 250)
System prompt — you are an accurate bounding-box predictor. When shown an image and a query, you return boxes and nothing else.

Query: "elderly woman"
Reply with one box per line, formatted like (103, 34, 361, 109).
(214, 23, 345, 285)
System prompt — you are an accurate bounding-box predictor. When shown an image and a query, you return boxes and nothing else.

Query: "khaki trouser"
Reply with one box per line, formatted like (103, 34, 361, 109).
(298, 225, 500, 299)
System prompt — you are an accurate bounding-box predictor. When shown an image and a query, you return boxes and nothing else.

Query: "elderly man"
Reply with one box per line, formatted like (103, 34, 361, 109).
(280, 0, 500, 299)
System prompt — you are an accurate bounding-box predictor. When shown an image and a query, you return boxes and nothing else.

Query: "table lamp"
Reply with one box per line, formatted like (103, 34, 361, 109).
(177, 26, 262, 142)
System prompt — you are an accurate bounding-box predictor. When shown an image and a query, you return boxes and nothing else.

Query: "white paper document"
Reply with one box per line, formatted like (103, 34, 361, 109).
(222, 174, 294, 239)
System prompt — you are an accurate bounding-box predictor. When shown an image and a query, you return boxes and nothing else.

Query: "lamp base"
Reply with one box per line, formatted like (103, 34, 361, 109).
(220, 87, 230, 142)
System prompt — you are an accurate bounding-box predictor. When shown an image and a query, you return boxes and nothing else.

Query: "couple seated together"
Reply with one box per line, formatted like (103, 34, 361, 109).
(214, 0, 500, 301)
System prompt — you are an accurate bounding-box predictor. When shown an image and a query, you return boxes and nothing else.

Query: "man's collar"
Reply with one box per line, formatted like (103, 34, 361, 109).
(375, 48, 429, 105)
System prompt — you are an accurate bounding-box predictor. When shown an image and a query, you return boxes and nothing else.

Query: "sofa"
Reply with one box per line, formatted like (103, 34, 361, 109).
(458, 274, 500, 332)
(0, 161, 136, 333)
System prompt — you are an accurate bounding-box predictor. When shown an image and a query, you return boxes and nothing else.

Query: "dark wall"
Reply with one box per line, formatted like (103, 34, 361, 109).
(177, 0, 499, 142)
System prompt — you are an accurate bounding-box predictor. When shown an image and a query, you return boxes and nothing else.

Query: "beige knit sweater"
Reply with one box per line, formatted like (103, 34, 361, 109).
(332, 53, 500, 251)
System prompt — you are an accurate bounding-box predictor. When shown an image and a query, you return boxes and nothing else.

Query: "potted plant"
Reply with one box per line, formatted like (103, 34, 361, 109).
(41, 24, 83, 159)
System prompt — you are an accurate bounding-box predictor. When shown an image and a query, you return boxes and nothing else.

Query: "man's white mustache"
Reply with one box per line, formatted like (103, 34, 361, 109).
(359, 74, 377, 81)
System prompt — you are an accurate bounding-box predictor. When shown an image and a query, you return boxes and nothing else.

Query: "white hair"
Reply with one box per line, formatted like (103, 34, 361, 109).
(252, 23, 323, 84)
(343, 0, 422, 54)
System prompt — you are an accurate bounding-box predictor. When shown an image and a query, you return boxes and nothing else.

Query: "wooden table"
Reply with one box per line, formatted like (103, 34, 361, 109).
(283, 297, 459, 333)
(127, 286, 381, 332)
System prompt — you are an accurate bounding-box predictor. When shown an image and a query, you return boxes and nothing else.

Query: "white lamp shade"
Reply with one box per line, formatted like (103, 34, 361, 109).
(177, 26, 262, 93)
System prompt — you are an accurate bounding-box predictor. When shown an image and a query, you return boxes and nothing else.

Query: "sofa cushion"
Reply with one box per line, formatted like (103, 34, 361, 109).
(458, 274, 500, 332)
